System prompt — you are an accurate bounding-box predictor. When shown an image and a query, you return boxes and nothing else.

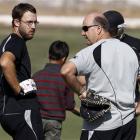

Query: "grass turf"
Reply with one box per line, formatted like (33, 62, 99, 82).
(0, 25, 140, 140)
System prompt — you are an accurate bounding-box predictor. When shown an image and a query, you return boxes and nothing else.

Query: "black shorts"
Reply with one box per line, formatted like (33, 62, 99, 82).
(80, 119, 136, 140)
(0, 109, 44, 140)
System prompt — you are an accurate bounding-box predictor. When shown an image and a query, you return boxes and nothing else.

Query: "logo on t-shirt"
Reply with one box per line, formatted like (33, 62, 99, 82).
(73, 55, 77, 59)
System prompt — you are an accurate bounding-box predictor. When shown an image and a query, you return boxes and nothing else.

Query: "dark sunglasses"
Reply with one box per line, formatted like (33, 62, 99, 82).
(82, 25, 98, 32)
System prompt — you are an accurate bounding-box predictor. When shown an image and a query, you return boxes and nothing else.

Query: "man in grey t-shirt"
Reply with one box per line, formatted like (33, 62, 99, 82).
(61, 12, 138, 140)
(103, 10, 140, 116)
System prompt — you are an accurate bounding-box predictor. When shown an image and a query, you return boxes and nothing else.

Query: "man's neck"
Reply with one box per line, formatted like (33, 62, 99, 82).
(49, 60, 63, 65)
(97, 32, 112, 42)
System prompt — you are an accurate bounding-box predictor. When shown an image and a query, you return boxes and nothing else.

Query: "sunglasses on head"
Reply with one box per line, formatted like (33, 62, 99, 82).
(82, 25, 99, 32)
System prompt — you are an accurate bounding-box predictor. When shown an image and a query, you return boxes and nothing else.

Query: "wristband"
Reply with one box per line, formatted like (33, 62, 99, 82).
(19, 79, 37, 93)
(19, 88, 25, 96)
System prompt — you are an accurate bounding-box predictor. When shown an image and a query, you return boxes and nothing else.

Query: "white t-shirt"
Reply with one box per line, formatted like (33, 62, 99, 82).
(70, 38, 139, 130)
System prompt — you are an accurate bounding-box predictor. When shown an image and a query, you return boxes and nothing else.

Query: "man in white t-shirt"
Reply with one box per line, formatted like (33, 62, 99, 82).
(103, 10, 140, 116)
(61, 12, 138, 140)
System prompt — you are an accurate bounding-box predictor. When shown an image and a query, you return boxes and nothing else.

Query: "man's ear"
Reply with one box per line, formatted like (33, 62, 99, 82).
(13, 19, 20, 27)
(97, 25, 102, 35)
(62, 57, 67, 63)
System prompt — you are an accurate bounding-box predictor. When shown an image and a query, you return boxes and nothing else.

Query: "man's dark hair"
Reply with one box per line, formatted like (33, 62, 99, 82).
(103, 10, 125, 37)
(12, 3, 36, 26)
(94, 16, 109, 31)
(49, 40, 69, 60)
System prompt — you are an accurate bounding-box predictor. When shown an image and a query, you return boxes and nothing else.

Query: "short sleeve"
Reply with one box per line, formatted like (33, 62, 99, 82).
(69, 48, 95, 75)
(3, 34, 25, 60)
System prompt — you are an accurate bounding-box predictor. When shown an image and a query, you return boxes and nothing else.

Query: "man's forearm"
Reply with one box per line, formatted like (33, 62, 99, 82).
(61, 61, 86, 96)
(63, 73, 84, 96)
(2, 61, 20, 95)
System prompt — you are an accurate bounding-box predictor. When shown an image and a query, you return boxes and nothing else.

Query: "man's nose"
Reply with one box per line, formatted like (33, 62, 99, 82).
(31, 22, 36, 28)
(81, 30, 86, 36)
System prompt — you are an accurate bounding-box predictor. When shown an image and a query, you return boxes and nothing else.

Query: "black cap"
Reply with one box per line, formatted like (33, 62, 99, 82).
(103, 10, 124, 28)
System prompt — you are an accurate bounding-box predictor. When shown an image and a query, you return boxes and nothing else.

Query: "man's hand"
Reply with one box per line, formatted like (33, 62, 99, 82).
(79, 86, 87, 99)
(80, 89, 111, 122)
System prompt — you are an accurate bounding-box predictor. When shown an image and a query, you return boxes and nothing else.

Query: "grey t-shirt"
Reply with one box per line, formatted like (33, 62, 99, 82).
(70, 38, 139, 130)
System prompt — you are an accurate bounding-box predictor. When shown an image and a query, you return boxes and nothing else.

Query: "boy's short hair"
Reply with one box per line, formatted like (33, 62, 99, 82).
(49, 40, 69, 60)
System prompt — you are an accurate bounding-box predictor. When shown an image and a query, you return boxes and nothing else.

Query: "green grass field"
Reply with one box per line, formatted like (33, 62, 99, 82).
(0, 25, 140, 140)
